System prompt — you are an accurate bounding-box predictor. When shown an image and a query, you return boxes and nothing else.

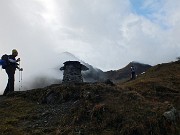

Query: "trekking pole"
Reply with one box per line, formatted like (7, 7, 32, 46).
(19, 61, 21, 91)
(19, 70, 21, 91)
(21, 70, 23, 89)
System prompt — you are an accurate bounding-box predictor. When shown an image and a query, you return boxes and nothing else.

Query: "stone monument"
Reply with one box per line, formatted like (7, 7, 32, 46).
(60, 61, 89, 83)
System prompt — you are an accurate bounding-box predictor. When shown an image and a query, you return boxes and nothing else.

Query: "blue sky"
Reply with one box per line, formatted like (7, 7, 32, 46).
(130, 0, 162, 17)
(129, 0, 169, 29)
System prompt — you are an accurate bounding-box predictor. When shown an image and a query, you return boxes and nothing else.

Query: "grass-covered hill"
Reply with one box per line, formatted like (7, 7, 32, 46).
(0, 61, 179, 135)
(120, 60, 180, 107)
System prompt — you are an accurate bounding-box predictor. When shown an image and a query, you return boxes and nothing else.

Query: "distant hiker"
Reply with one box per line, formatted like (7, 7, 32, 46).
(130, 66, 136, 80)
(2, 49, 23, 96)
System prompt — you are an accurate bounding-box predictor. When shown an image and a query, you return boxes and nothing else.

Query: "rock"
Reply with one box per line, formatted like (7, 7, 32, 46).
(163, 107, 178, 124)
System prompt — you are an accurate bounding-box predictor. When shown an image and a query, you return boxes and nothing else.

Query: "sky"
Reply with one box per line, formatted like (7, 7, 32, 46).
(0, 0, 180, 94)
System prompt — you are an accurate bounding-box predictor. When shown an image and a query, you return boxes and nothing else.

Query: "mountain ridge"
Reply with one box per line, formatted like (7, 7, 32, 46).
(105, 61, 152, 82)
(59, 52, 152, 82)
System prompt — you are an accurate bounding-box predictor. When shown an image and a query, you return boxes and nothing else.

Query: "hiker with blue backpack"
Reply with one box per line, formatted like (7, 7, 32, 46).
(0, 49, 23, 96)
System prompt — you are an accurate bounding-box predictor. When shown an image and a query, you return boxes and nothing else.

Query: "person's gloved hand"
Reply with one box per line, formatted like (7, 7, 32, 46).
(16, 58, 20, 62)
(19, 68, 23, 71)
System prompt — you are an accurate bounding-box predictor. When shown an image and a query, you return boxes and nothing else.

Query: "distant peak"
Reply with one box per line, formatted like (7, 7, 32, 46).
(131, 61, 147, 65)
(131, 61, 141, 64)
(59, 52, 79, 60)
(61, 52, 77, 57)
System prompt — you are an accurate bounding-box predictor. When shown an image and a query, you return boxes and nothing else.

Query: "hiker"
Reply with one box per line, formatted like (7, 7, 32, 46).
(3, 49, 23, 96)
(130, 66, 136, 80)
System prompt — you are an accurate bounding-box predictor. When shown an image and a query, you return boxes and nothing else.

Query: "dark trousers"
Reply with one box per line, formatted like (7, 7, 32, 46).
(3, 69, 15, 96)
(131, 72, 136, 80)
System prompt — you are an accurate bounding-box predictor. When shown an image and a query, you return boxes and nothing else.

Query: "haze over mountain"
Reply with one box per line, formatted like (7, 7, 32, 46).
(58, 52, 106, 82)
(21, 52, 106, 91)
(58, 52, 151, 82)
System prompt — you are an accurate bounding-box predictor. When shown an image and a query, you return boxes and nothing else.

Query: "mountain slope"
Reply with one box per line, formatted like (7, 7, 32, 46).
(58, 52, 105, 82)
(105, 62, 152, 82)
(120, 61, 180, 107)
(82, 62, 106, 82)
(58, 53, 152, 83)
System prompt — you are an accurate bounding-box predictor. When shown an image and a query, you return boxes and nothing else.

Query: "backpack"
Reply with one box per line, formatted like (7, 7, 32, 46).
(1, 54, 9, 69)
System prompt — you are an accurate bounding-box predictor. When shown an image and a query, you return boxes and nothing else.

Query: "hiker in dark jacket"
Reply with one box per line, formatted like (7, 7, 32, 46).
(3, 49, 23, 96)
(131, 66, 136, 80)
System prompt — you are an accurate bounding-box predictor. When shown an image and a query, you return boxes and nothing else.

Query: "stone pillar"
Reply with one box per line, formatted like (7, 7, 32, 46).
(60, 61, 88, 83)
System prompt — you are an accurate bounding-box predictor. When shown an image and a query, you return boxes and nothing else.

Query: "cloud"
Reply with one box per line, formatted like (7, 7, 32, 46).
(0, 0, 180, 94)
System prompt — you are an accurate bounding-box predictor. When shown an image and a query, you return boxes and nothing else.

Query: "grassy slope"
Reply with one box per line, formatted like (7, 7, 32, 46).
(0, 61, 179, 135)
(0, 96, 37, 134)
(120, 61, 180, 107)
